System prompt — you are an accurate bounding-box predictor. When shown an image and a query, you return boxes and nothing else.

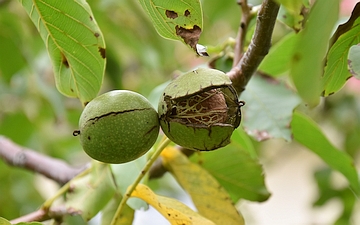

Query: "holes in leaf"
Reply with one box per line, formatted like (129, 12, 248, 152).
(184, 9, 190, 17)
(165, 10, 178, 19)
(175, 25, 201, 50)
(98, 47, 106, 59)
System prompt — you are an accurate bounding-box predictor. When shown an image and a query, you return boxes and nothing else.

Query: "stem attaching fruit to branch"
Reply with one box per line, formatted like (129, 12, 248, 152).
(110, 137, 172, 225)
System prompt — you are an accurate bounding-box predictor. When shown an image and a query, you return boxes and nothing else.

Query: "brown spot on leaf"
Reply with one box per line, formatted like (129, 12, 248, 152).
(90, 15, 93, 21)
(175, 25, 201, 50)
(184, 9, 190, 17)
(98, 47, 106, 59)
(293, 53, 301, 62)
(165, 10, 178, 19)
(94, 32, 100, 37)
(61, 52, 69, 68)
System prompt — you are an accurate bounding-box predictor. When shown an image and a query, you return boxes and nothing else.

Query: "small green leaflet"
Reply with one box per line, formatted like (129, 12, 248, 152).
(138, 0, 204, 54)
(323, 3, 360, 96)
(19, 0, 106, 105)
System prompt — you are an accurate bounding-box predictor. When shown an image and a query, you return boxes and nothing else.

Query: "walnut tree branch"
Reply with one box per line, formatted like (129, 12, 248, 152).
(0, 136, 87, 185)
(10, 206, 81, 224)
(227, 0, 280, 94)
(232, 0, 253, 67)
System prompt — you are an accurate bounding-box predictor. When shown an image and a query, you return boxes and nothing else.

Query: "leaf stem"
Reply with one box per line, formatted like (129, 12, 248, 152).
(110, 137, 172, 225)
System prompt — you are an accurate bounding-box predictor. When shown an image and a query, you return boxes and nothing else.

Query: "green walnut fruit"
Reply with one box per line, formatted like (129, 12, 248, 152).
(76, 90, 159, 164)
(158, 68, 244, 151)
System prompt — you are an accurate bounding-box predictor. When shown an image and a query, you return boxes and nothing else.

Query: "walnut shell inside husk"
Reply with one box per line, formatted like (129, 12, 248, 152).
(158, 68, 244, 151)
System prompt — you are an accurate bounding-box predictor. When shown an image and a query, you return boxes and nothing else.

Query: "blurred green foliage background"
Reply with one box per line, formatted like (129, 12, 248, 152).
(1, 0, 360, 224)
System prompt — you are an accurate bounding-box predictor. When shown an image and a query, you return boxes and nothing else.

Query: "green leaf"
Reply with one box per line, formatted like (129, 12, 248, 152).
(241, 74, 301, 141)
(348, 44, 360, 79)
(65, 162, 116, 221)
(291, 111, 360, 195)
(232, 128, 258, 159)
(258, 32, 296, 76)
(190, 131, 270, 202)
(322, 3, 360, 96)
(323, 41, 359, 96)
(138, 0, 203, 52)
(18, 0, 106, 105)
(290, 0, 339, 106)
(329, 3, 360, 46)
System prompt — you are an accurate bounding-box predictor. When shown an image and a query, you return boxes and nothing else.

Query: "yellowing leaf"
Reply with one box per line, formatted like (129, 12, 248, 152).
(138, 0, 203, 52)
(19, 0, 106, 105)
(131, 184, 215, 225)
(161, 147, 244, 225)
(0, 217, 11, 225)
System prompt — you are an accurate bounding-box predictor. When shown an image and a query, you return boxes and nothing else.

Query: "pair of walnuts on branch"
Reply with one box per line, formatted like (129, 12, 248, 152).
(75, 68, 245, 164)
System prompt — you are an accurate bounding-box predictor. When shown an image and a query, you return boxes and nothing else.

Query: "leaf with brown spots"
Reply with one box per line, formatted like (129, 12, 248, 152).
(18, 0, 106, 105)
(138, 0, 203, 53)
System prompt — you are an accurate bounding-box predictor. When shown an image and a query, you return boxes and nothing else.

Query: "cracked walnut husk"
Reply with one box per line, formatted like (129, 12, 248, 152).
(158, 68, 244, 151)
